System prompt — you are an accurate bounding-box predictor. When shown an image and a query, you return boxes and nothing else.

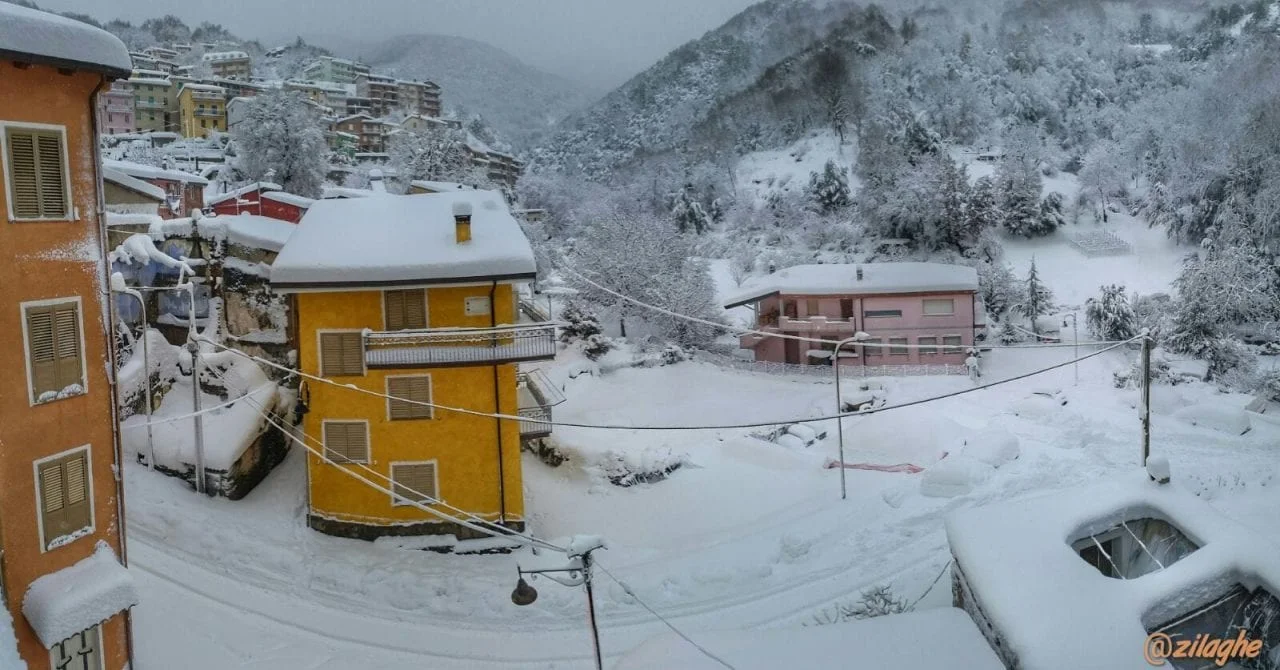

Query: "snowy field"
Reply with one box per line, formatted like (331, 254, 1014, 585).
(734, 131, 858, 209)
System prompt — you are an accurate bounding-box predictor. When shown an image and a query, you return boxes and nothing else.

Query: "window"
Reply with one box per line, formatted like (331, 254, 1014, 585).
(805, 299, 820, 316)
(50, 624, 102, 670)
(391, 462, 438, 505)
(5, 126, 69, 220)
(888, 337, 909, 356)
(322, 421, 369, 463)
(863, 338, 883, 357)
(864, 309, 902, 319)
(24, 300, 85, 404)
(783, 300, 797, 319)
(387, 376, 432, 420)
(464, 296, 491, 317)
(318, 332, 363, 377)
(36, 447, 92, 551)
(918, 337, 938, 355)
(840, 299, 854, 320)
(923, 298, 955, 316)
(383, 289, 427, 330)
(942, 335, 963, 353)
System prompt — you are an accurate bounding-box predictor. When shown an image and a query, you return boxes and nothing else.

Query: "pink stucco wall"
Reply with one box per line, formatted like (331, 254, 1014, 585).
(743, 291, 977, 366)
(96, 85, 135, 136)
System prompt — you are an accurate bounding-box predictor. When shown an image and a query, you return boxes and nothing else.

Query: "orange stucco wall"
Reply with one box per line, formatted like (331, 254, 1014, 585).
(0, 63, 130, 669)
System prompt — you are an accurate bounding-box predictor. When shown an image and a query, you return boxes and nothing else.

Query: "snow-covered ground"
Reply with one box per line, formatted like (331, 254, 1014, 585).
(734, 131, 858, 209)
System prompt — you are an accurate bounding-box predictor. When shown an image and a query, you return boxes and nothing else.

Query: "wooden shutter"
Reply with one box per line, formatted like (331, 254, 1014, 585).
(5, 129, 67, 219)
(26, 306, 58, 397)
(392, 463, 437, 504)
(53, 303, 81, 391)
(319, 332, 363, 376)
(388, 376, 432, 420)
(38, 451, 91, 547)
(384, 289, 426, 330)
(323, 422, 368, 463)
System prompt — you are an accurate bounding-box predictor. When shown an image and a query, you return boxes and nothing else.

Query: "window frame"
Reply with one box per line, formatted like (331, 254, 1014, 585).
(922, 298, 956, 316)
(805, 298, 820, 317)
(918, 336, 939, 355)
(385, 374, 434, 421)
(321, 419, 370, 465)
(389, 460, 440, 507)
(863, 309, 903, 319)
(1, 121, 74, 222)
(316, 329, 366, 377)
(888, 337, 910, 356)
(942, 335, 964, 353)
(862, 337, 884, 357)
(32, 444, 94, 554)
(49, 623, 104, 670)
(381, 288, 429, 331)
(20, 296, 89, 407)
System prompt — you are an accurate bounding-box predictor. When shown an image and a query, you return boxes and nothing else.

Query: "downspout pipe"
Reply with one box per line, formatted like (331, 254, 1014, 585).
(89, 73, 136, 666)
(489, 280, 507, 525)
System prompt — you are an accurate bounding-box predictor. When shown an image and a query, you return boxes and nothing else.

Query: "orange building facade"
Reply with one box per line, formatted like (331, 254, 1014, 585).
(0, 6, 138, 669)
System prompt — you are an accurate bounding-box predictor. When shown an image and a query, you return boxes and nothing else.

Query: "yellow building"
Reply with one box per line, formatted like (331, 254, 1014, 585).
(176, 83, 226, 138)
(270, 192, 557, 540)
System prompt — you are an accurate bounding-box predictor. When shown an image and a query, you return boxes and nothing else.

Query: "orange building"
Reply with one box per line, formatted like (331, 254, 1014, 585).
(0, 5, 139, 669)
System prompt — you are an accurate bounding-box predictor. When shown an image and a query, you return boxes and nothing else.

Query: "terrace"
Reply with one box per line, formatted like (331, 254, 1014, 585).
(364, 323, 557, 369)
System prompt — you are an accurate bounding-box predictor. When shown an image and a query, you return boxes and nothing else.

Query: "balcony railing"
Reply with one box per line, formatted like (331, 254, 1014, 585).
(517, 369, 563, 439)
(365, 323, 557, 368)
(195, 109, 223, 117)
(135, 100, 166, 109)
(775, 316, 858, 334)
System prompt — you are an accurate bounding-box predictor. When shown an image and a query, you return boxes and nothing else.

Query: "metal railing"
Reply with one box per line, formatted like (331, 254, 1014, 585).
(195, 109, 224, 118)
(518, 298, 550, 323)
(365, 323, 557, 368)
(135, 100, 166, 109)
(695, 350, 967, 379)
(517, 405, 552, 439)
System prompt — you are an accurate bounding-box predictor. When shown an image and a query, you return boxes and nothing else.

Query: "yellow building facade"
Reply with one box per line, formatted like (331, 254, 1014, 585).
(271, 192, 556, 540)
(176, 83, 226, 138)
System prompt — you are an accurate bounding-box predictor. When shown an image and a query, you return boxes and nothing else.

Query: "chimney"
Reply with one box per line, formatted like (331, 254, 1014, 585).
(453, 201, 473, 244)
(856, 265, 864, 281)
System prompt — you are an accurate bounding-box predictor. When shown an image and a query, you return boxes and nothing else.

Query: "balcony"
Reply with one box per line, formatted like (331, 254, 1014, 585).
(195, 109, 223, 118)
(517, 369, 564, 439)
(136, 100, 166, 109)
(364, 323, 557, 368)
(739, 316, 857, 348)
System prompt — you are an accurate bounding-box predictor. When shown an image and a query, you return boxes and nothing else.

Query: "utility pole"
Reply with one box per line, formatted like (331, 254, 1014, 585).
(188, 340, 207, 495)
(1141, 332, 1152, 467)
(1063, 313, 1079, 386)
(512, 538, 606, 670)
(832, 332, 871, 501)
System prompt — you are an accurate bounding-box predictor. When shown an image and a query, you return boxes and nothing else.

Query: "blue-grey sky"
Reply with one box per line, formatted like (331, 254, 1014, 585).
(41, 0, 762, 90)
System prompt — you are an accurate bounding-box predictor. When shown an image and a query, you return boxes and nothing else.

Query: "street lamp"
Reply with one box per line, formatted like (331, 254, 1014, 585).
(110, 273, 156, 472)
(833, 331, 872, 501)
(511, 538, 605, 670)
(1062, 313, 1079, 386)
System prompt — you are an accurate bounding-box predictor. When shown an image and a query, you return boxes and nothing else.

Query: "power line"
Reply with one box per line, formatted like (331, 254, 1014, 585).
(199, 360, 568, 553)
(557, 261, 1117, 352)
(199, 335, 1136, 431)
(594, 560, 737, 670)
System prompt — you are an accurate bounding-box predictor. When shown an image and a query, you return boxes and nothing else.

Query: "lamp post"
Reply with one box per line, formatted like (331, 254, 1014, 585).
(833, 331, 873, 501)
(109, 273, 155, 472)
(1063, 313, 1079, 386)
(511, 538, 605, 670)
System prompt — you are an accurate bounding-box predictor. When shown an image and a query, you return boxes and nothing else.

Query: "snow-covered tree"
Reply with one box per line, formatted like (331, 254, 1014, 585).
(671, 185, 710, 234)
(998, 158, 1048, 237)
(997, 318, 1024, 344)
(936, 158, 971, 250)
(963, 176, 1000, 245)
(232, 89, 327, 198)
(808, 160, 852, 214)
(812, 48, 851, 143)
(1167, 238, 1280, 356)
(387, 126, 474, 189)
(976, 261, 1022, 319)
(1085, 284, 1138, 341)
(1019, 258, 1054, 332)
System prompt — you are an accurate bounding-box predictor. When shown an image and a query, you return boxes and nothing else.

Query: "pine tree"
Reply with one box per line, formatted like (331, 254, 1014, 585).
(1019, 258, 1054, 333)
(1085, 284, 1138, 340)
(808, 160, 852, 213)
(964, 176, 1000, 244)
(998, 318, 1024, 344)
(672, 185, 710, 234)
(937, 158, 970, 250)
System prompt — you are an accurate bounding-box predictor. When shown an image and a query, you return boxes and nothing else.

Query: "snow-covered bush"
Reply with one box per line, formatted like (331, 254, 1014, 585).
(976, 261, 1022, 318)
(559, 302, 602, 343)
(1204, 337, 1256, 382)
(1132, 293, 1174, 343)
(997, 319, 1024, 345)
(807, 159, 852, 213)
(582, 334, 614, 361)
(595, 447, 687, 487)
(809, 585, 912, 626)
(1085, 284, 1138, 341)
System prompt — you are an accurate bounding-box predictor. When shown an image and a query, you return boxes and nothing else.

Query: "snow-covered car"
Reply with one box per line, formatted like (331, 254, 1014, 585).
(1031, 388, 1067, 406)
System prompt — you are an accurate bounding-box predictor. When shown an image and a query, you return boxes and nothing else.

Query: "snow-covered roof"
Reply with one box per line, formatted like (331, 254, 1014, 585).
(261, 191, 315, 209)
(104, 159, 210, 186)
(945, 472, 1280, 670)
(206, 182, 282, 207)
(102, 167, 166, 201)
(128, 76, 171, 87)
(320, 186, 382, 199)
(22, 541, 139, 648)
(271, 191, 536, 289)
(202, 50, 249, 61)
(180, 83, 226, 94)
(724, 263, 979, 308)
(411, 180, 475, 193)
(0, 3, 132, 77)
(616, 608, 1002, 670)
(207, 214, 297, 252)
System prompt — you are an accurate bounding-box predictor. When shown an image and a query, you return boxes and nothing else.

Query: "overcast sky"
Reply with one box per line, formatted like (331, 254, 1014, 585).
(41, 0, 761, 90)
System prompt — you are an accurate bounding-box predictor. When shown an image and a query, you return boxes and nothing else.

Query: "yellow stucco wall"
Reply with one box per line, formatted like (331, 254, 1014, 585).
(297, 284, 524, 527)
(177, 89, 226, 138)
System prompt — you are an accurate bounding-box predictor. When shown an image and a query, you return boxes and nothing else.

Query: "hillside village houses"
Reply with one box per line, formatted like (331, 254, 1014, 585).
(95, 80, 135, 136)
(177, 83, 227, 138)
(302, 55, 370, 84)
(0, 4, 141, 668)
(201, 50, 252, 80)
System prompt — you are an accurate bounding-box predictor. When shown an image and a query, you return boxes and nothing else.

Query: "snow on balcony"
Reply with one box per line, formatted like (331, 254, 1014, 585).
(364, 323, 556, 368)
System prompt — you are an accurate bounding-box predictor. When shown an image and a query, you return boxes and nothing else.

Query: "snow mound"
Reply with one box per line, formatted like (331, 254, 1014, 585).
(854, 412, 958, 465)
(1171, 403, 1251, 435)
(22, 541, 138, 648)
(960, 429, 1021, 468)
(0, 603, 23, 669)
(921, 455, 994, 498)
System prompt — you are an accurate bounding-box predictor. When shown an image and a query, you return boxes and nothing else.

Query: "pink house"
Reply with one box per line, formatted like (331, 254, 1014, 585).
(725, 263, 982, 367)
(96, 79, 135, 136)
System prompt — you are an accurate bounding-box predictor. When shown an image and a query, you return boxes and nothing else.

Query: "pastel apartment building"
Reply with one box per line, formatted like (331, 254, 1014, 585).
(396, 79, 442, 118)
(725, 263, 981, 366)
(177, 83, 226, 138)
(303, 56, 370, 85)
(95, 80, 134, 136)
(355, 73, 398, 118)
(334, 114, 387, 153)
(103, 159, 208, 219)
(269, 191, 558, 541)
(127, 69, 172, 133)
(0, 5, 140, 668)
(201, 50, 251, 80)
